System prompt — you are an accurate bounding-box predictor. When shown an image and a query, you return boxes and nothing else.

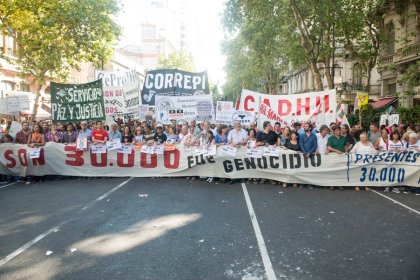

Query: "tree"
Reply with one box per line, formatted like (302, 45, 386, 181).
(156, 50, 195, 72)
(0, 0, 121, 119)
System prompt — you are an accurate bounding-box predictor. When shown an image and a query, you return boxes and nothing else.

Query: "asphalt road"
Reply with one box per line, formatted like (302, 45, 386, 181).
(0, 178, 419, 280)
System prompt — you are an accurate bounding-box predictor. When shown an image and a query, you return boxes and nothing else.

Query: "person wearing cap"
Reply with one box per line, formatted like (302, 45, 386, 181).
(154, 124, 167, 144)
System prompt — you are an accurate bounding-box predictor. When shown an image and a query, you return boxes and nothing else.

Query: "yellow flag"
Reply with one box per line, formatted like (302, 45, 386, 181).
(357, 93, 369, 107)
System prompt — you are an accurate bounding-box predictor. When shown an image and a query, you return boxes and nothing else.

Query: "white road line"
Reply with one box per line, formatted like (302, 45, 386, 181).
(0, 182, 16, 190)
(0, 177, 133, 268)
(241, 183, 277, 280)
(370, 189, 420, 215)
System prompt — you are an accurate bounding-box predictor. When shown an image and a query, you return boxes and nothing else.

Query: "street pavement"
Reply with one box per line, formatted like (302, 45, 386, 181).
(0, 178, 419, 280)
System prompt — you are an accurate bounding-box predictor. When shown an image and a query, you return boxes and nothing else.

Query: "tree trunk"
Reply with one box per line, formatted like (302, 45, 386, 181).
(309, 60, 323, 91)
(324, 57, 333, 89)
(31, 83, 43, 121)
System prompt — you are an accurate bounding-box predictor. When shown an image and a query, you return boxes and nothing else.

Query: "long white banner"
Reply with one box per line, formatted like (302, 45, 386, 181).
(239, 89, 337, 129)
(1, 143, 419, 187)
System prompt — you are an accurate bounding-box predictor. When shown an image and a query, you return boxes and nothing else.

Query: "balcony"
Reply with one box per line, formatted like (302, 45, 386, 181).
(378, 54, 394, 65)
(395, 42, 420, 65)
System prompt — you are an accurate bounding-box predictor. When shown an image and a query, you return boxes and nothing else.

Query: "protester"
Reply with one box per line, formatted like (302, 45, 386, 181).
(368, 123, 381, 144)
(154, 124, 167, 144)
(0, 130, 13, 143)
(280, 126, 291, 146)
(143, 124, 155, 145)
(350, 132, 377, 191)
(27, 123, 45, 148)
(375, 127, 390, 152)
(108, 122, 122, 141)
(299, 122, 317, 158)
(45, 124, 62, 143)
(228, 120, 248, 147)
(62, 123, 78, 144)
(133, 127, 144, 144)
(178, 125, 188, 144)
(284, 131, 301, 152)
(15, 121, 31, 144)
(406, 132, 420, 151)
(166, 126, 179, 144)
(256, 121, 277, 146)
(316, 125, 330, 155)
(78, 121, 92, 141)
(341, 124, 355, 152)
(388, 131, 405, 153)
(121, 126, 134, 144)
(328, 127, 346, 154)
(92, 121, 108, 144)
(247, 128, 258, 148)
(215, 124, 228, 145)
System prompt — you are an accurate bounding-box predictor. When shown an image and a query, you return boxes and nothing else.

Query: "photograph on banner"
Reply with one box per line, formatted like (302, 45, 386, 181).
(232, 110, 255, 126)
(139, 105, 149, 120)
(238, 89, 337, 129)
(76, 136, 88, 151)
(95, 69, 143, 124)
(141, 69, 210, 105)
(380, 114, 400, 126)
(216, 101, 234, 124)
(51, 80, 105, 122)
(155, 95, 215, 123)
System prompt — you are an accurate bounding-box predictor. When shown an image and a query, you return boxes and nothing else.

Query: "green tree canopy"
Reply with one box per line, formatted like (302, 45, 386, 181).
(156, 50, 195, 72)
(0, 0, 121, 119)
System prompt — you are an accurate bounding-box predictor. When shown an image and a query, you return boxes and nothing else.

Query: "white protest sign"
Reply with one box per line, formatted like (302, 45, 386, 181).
(232, 110, 255, 125)
(380, 114, 400, 126)
(118, 144, 133, 154)
(246, 147, 263, 158)
(29, 148, 41, 159)
(76, 136, 88, 151)
(222, 145, 238, 157)
(139, 105, 149, 120)
(216, 101, 234, 124)
(95, 69, 142, 124)
(155, 95, 215, 124)
(91, 144, 107, 154)
(154, 145, 164, 155)
(106, 139, 122, 151)
(264, 146, 280, 157)
(141, 145, 155, 154)
(8, 121, 22, 138)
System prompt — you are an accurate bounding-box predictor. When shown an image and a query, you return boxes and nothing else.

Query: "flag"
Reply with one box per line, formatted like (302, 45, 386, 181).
(309, 100, 325, 129)
(336, 104, 345, 124)
(354, 93, 368, 112)
(234, 96, 240, 110)
(341, 114, 349, 126)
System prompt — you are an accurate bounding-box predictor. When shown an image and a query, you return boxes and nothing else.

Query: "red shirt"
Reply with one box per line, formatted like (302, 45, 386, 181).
(92, 130, 108, 141)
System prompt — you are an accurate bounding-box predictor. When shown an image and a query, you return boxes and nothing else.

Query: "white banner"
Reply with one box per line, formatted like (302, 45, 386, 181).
(239, 89, 337, 130)
(216, 101, 234, 124)
(95, 69, 143, 124)
(380, 114, 399, 126)
(1, 143, 419, 187)
(232, 110, 255, 125)
(155, 95, 215, 123)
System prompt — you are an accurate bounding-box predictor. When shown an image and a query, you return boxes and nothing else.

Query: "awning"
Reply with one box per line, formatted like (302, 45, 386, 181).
(20, 106, 51, 119)
(371, 97, 397, 109)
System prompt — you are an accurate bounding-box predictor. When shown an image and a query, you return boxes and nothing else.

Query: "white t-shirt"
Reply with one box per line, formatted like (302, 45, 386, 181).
(407, 140, 420, 150)
(316, 133, 330, 154)
(388, 140, 405, 152)
(227, 128, 248, 145)
(350, 142, 376, 154)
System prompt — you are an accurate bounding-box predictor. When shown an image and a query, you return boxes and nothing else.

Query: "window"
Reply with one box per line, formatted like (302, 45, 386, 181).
(385, 22, 395, 55)
(19, 82, 30, 92)
(353, 63, 363, 86)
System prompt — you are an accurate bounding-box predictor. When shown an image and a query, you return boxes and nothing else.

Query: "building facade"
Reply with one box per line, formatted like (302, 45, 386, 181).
(377, 0, 420, 107)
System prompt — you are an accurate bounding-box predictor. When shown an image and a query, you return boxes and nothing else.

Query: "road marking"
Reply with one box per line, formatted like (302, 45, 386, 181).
(241, 183, 277, 280)
(0, 177, 133, 268)
(0, 182, 16, 190)
(370, 189, 420, 215)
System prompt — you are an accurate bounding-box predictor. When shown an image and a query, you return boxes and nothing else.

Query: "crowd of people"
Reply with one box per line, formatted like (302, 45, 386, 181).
(0, 117, 419, 194)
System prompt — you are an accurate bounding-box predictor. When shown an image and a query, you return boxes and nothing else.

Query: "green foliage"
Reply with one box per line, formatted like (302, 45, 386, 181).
(0, 0, 121, 119)
(358, 105, 383, 128)
(397, 106, 420, 124)
(156, 51, 195, 72)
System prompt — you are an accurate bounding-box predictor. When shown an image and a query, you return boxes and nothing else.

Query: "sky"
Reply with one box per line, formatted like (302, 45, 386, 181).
(116, 0, 226, 91)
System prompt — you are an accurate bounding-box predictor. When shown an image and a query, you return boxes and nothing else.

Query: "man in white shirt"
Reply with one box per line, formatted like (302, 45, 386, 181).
(316, 125, 330, 154)
(228, 121, 248, 147)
